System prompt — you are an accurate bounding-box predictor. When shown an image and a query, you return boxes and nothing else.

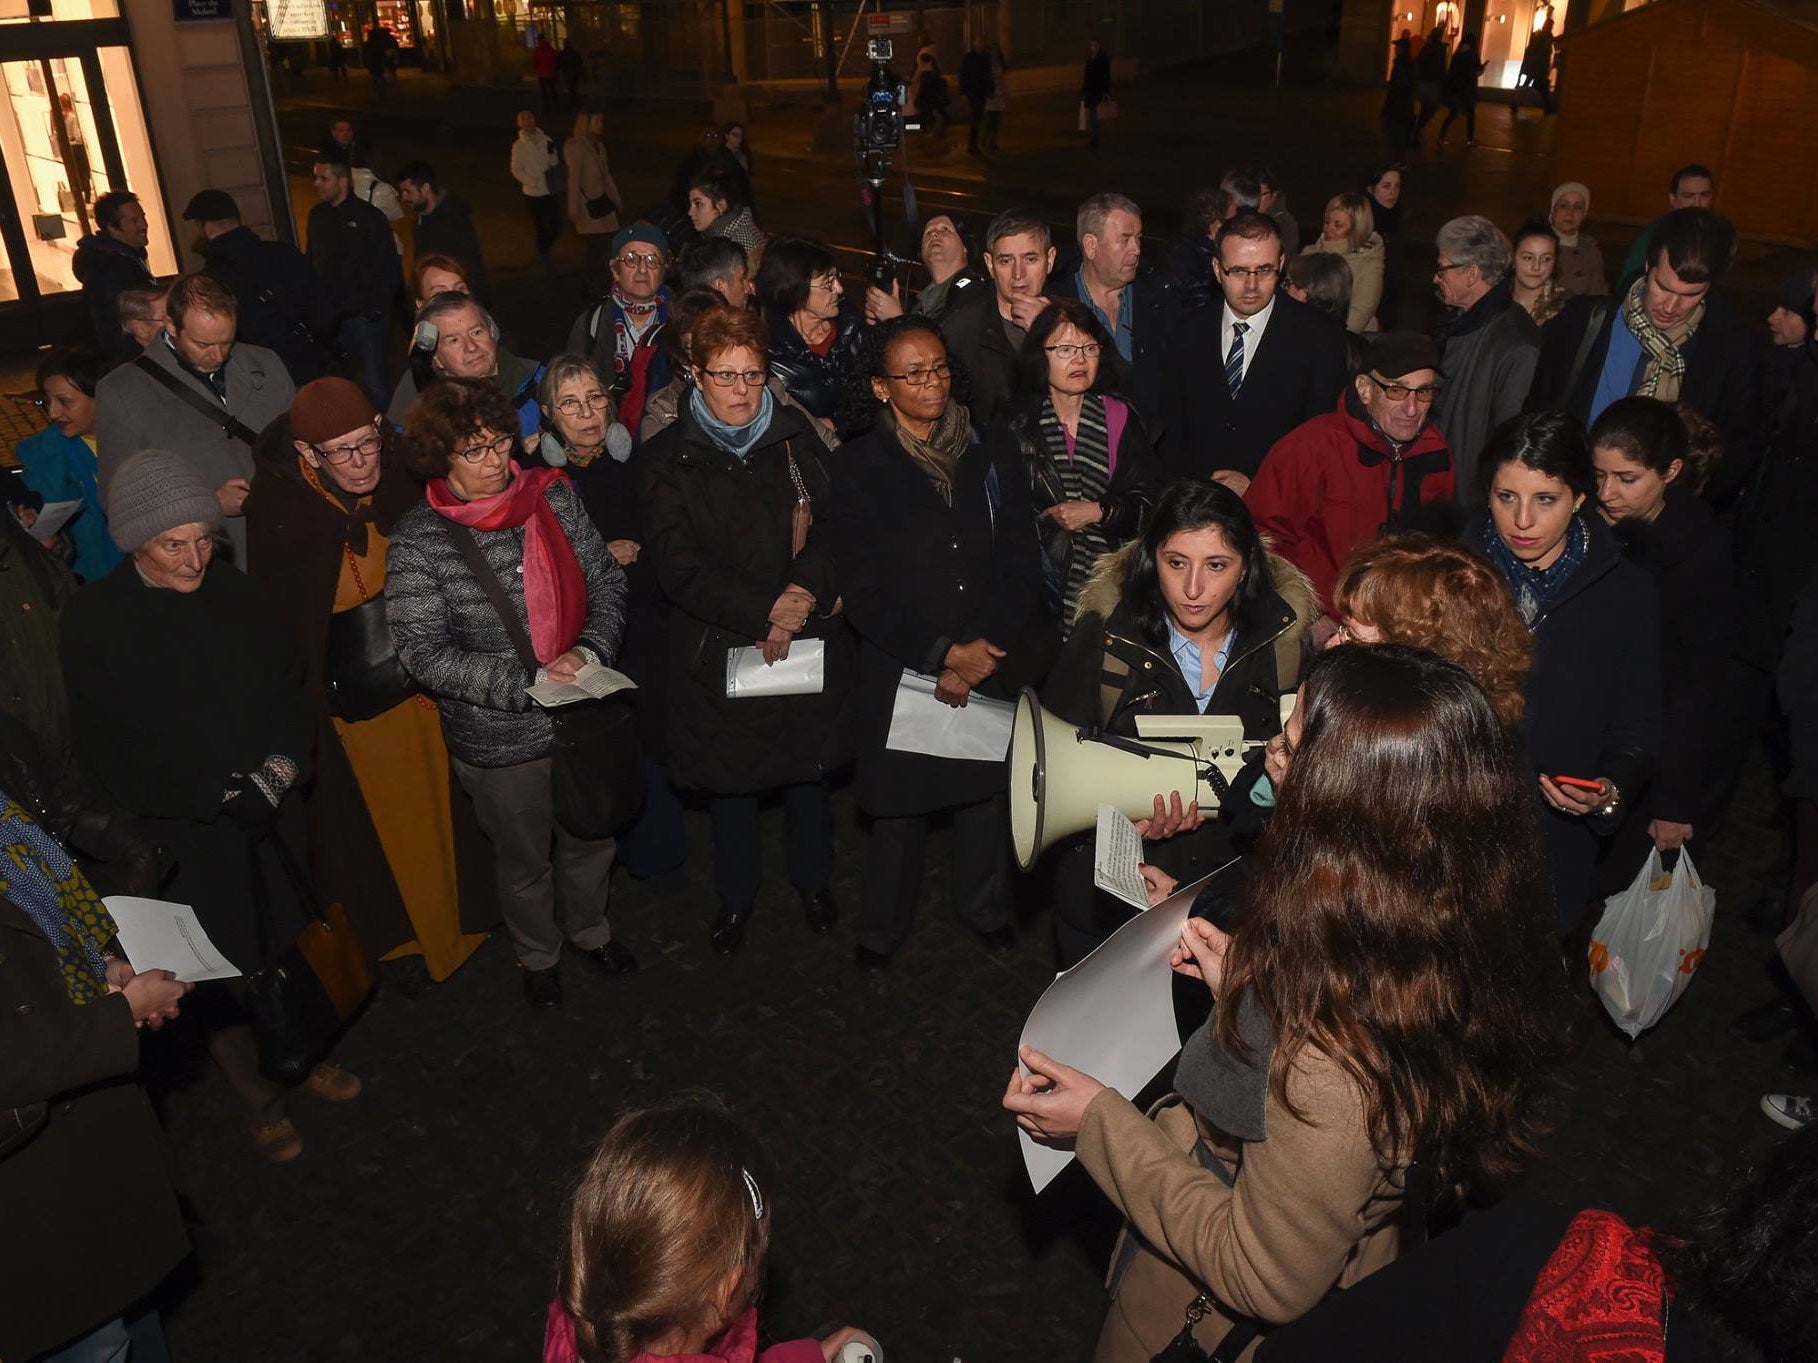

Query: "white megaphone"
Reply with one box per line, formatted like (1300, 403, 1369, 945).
(1008, 688, 1264, 871)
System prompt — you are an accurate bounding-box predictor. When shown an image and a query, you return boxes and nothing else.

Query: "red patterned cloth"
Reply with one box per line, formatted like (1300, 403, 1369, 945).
(1500, 1209, 1668, 1362)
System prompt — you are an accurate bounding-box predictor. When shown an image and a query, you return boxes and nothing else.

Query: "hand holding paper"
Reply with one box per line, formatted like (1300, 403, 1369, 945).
(1003, 1045, 1106, 1144)
(103, 896, 242, 982)
(1093, 804, 1151, 911)
(526, 662, 638, 709)
(1170, 917, 1231, 995)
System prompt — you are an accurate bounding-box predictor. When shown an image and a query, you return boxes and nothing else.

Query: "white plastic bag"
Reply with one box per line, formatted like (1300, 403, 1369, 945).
(1588, 847, 1715, 1040)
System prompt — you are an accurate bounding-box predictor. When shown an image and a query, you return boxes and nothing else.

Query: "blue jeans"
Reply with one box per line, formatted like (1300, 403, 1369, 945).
(337, 314, 392, 407)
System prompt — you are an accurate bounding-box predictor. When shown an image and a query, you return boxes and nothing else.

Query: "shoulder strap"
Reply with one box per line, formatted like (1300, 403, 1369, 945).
(1562, 299, 1612, 405)
(132, 354, 260, 446)
(447, 522, 538, 672)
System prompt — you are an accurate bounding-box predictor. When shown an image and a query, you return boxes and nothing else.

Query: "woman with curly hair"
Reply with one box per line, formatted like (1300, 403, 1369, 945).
(1330, 533, 1533, 732)
(1007, 643, 1573, 1362)
(385, 377, 633, 1010)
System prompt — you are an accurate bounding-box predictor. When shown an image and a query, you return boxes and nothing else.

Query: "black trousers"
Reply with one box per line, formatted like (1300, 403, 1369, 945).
(859, 793, 1011, 954)
(524, 193, 562, 258)
(709, 781, 833, 916)
(967, 98, 987, 150)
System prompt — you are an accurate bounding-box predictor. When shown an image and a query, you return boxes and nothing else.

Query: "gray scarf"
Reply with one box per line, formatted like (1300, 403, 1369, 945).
(1172, 989, 1275, 1142)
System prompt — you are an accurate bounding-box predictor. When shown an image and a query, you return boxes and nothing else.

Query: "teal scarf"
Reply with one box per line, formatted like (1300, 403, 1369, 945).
(690, 383, 775, 460)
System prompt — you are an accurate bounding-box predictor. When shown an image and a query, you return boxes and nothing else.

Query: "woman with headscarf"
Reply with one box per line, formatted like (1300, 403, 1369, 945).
(1549, 181, 1608, 299)
(245, 378, 496, 996)
(63, 450, 360, 1163)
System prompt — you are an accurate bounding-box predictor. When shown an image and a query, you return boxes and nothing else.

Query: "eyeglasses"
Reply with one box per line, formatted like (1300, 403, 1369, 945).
(1044, 342, 1101, 360)
(452, 432, 515, 463)
(616, 252, 664, 270)
(809, 274, 842, 294)
(1368, 374, 1442, 404)
(1433, 262, 1472, 275)
(1220, 264, 1279, 282)
(884, 362, 953, 387)
(555, 392, 610, 418)
(701, 367, 767, 389)
(314, 431, 383, 464)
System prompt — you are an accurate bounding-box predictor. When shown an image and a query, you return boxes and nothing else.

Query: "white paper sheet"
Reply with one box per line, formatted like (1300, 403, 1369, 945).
(103, 896, 242, 982)
(1016, 868, 1225, 1193)
(526, 662, 638, 708)
(725, 638, 826, 698)
(1094, 803, 1152, 911)
(884, 669, 1016, 763)
(27, 498, 82, 544)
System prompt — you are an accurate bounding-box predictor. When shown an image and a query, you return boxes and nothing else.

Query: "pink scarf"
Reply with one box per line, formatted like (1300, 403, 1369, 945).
(427, 463, 587, 664)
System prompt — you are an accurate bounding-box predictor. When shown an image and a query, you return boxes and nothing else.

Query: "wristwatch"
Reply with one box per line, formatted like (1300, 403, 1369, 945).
(1594, 782, 1621, 819)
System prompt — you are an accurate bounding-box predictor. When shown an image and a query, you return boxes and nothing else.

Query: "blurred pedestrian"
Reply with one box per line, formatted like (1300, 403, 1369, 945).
(1438, 32, 1485, 147)
(188, 186, 336, 386)
(1080, 37, 1112, 145)
(1380, 36, 1416, 159)
(557, 39, 585, 108)
(566, 110, 623, 281)
(511, 110, 563, 275)
(532, 33, 558, 107)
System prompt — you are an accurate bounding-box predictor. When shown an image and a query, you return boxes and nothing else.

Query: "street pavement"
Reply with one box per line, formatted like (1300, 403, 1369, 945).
(119, 65, 1818, 1361)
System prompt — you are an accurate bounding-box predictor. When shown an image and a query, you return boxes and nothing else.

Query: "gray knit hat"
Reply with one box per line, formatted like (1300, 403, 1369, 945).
(106, 449, 222, 552)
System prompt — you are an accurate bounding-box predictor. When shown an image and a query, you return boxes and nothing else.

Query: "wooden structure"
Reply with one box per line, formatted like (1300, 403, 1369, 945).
(1554, 0, 1818, 243)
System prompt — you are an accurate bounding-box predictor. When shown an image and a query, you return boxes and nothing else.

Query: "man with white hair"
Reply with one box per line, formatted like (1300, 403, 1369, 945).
(385, 291, 545, 444)
(1431, 213, 1539, 496)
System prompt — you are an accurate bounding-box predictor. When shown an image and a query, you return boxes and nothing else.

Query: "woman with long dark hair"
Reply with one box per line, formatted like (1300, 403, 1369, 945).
(1037, 478, 1316, 964)
(827, 317, 1052, 967)
(1476, 410, 1662, 937)
(988, 297, 1159, 630)
(1006, 644, 1573, 1362)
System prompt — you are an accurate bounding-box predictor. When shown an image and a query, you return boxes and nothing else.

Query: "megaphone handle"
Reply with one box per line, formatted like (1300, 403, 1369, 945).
(1200, 763, 1231, 803)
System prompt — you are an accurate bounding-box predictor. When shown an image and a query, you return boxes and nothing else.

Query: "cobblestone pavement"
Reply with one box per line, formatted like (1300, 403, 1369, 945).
(147, 748, 1798, 1361)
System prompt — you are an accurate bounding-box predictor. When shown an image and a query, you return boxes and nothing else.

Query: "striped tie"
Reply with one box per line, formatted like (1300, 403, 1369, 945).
(1225, 321, 1249, 398)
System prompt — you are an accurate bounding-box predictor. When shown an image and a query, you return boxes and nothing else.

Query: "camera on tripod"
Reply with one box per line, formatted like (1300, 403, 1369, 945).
(856, 37, 918, 152)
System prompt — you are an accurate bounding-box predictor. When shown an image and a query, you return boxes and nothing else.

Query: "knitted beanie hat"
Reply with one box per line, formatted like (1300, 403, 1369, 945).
(106, 449, 222, 552)
(291, 376, 377, 446)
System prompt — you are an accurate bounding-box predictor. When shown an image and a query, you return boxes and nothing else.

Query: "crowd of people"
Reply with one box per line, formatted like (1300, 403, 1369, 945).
(4, 84, 1816, 1363)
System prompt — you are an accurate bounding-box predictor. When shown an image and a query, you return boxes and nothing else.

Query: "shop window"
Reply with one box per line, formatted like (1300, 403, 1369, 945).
(0, 0, 119, 24)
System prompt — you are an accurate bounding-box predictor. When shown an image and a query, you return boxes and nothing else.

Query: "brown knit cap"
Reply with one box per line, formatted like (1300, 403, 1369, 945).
(290, 377, 377, 445)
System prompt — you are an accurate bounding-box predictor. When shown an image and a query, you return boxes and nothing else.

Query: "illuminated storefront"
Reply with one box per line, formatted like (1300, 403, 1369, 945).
(0, 0, 288, 346)
(1385, 0, 1588, 91)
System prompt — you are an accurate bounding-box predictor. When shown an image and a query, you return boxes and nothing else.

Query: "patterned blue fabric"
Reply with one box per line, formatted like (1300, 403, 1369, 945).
(1224, 321, 1249, 398)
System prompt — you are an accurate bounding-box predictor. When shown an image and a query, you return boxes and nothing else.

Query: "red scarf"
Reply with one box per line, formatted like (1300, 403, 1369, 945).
(1501, 1210, 1668, 1363)
(427, 463, 587, 664)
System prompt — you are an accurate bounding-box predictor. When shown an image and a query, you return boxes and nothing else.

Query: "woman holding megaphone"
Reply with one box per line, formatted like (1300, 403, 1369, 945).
(1038, 479, 1318, 965)
(1005, 645, 1574, 1362)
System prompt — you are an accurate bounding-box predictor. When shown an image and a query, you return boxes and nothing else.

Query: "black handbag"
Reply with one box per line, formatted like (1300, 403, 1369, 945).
(448, 524, 644, 841)
(323, 592, 419, 722)
(585, 192, 617, 220)
(241, 832, 374, 1084)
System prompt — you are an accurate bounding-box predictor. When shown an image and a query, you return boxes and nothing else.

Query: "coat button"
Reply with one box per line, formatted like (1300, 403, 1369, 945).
(1142, 660, 1153, 670)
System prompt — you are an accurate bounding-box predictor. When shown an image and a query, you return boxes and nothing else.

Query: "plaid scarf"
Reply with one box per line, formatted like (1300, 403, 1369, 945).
(0, 789, 115, 1002)
(611, 289, 662, 381)
(1620, 274, 1703, 403)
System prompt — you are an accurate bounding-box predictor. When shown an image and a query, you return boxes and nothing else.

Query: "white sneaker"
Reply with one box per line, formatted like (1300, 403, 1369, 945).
(1760, 1092, 1814, 1130)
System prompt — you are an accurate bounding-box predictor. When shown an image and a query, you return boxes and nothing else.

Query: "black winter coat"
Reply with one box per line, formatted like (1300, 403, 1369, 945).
(988, 394, 1161, 617)
(1733, 341, 1818, 670)
(306, 192, 403, 323)
(765, 300, 866, 426)
(71, 232, 153, 361)
(1046, 268, 1181, 423)
(1526, 292, 1763, 512)
(202, 224, 336, 385)
(1477, 513, 1663, 931)
(942, 281, 1035, 428)
(569, 450, 672, 758)
(1612, 491, 1732, 828)
(412, 191, 490, 298)
(62, 562, 317, 972)
(1160, 294, 1349, 481)
(826, 425, 1054, 817)
(1041, 542, 1317, 884)
(0, 900, 190, 1362)
(638, 403, 854, 794)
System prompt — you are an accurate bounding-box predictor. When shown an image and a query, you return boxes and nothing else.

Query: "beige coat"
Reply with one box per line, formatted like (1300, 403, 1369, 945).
(1075, 1048, 1407, 1362)
(1302, 233, 1385, 333)
(565, 135, 622, 236)
(1554, 235, 1609, 299)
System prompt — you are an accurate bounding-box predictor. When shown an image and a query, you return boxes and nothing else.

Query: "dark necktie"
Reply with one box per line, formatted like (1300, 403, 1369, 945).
(1225, 321, 1249, 399)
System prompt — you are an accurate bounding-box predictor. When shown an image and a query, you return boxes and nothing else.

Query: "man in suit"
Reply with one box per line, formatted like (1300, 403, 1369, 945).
(941, 208, 1054, 427)
(1047, 191, 1179, 422)
(1160, 211, 1348, 494)
(1528, 207, 1761, 509)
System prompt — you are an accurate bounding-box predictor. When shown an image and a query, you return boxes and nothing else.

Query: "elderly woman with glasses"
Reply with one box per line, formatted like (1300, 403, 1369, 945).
(385, 378, 633, 1010)
(987, 297, 1159, 630)
(639, 306, 853, 957)
(755, 236, 866, 435)
(245, 378, 496, 997)
(826, 316, 1053, 968)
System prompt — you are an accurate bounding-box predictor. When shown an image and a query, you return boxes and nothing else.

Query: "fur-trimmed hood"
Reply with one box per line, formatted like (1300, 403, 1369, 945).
(1072, 537, 1321, 643)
